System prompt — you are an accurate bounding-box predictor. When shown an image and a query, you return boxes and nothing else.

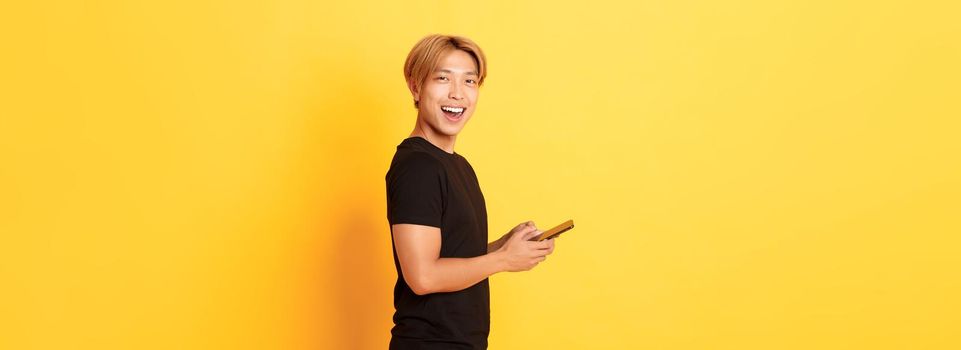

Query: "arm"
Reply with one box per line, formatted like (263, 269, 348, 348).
(393, 223, 506, 295)
(392, 223, 551, 295)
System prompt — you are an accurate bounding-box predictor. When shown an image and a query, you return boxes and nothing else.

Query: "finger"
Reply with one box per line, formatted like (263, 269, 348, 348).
(521, 228, 541, 240)
(531, 250, 550, 258)
(515, 229, 536, 242)
(529, 240, 551, 249)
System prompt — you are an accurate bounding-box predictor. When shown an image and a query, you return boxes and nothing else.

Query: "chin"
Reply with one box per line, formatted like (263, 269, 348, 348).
(436, 126, 463, 136)
(435, 118, 469, 135)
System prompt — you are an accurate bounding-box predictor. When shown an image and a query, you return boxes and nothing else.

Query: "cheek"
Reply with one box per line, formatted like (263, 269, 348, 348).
(461, 86, 477, 100)
(421, 84, 446, 102)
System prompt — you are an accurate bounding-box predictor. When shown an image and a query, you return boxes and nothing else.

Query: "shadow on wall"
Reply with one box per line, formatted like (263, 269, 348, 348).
(308, 67, 398, 348)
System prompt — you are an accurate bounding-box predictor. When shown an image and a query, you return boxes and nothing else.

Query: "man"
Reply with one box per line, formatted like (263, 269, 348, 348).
(385, 34, 557, 349)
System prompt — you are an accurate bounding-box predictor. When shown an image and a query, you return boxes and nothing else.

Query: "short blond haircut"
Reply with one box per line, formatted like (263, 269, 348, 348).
(404, 34, 487, 108)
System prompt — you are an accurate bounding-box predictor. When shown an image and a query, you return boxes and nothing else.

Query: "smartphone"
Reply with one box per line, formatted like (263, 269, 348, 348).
(529, 219, 575, 241)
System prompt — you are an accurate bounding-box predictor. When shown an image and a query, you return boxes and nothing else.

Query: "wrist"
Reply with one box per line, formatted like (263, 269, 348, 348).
(488, 249, 508, 274)
(489, 235, 507, 253)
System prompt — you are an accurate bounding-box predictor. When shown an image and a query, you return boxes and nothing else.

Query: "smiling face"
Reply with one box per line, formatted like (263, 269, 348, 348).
(409, 49, 480, 137)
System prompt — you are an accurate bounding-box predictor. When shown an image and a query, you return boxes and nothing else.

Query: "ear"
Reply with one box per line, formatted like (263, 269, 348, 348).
(407, 79, 420, 105)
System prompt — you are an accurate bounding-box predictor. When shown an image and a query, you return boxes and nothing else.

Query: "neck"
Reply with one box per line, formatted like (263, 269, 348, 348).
(410, 120, 456, 154)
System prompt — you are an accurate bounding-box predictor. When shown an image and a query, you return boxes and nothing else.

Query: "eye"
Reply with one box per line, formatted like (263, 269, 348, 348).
(436, 76, 449, 82)
(466, 79, 477, 85)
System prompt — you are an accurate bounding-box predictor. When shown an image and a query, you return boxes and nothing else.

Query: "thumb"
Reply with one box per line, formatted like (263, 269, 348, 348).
(521, 227, 542, 241)
(513, 226, 538, 241)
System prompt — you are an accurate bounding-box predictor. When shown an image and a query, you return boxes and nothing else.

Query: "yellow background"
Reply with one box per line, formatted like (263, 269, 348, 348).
(2, 0, 959, 349)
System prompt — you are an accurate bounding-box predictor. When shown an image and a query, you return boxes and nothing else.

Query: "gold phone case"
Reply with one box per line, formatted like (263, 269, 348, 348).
(530, 219, 575, 241)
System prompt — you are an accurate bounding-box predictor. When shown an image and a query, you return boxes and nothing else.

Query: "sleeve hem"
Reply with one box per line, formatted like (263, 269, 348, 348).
(388, 216, 442, 228)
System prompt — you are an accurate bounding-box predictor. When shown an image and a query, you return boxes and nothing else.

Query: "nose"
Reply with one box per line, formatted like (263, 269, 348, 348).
(448, 81, 463, 100)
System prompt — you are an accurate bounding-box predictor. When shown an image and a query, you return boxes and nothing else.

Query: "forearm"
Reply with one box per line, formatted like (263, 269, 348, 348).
(420, 252, 506, 294)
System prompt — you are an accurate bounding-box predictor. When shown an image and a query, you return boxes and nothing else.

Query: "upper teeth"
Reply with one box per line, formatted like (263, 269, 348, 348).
(442, 106, 464, 113)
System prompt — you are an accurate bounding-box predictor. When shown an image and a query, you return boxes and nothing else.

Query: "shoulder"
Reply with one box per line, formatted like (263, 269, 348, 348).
(394, 150, 444, 171)
(388, 150, 446, 181)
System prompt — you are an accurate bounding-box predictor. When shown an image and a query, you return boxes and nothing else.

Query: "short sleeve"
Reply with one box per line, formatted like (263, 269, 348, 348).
(386, 153, 445, 228)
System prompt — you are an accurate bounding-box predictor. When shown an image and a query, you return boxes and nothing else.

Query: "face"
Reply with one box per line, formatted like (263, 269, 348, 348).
(410, 50, 480, 137)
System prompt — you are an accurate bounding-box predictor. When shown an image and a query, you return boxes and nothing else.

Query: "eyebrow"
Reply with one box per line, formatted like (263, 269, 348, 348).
(435, 68, 478, 76)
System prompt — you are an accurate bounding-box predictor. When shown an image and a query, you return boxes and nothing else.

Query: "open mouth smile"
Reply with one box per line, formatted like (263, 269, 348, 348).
(441, 105, 465, 121)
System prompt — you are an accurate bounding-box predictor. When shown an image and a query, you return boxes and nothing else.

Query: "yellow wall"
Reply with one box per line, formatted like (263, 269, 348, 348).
(2, 1, 959, 349)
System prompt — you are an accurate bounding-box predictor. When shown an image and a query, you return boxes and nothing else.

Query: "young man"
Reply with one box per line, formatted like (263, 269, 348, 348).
(385, 34, 557, 349)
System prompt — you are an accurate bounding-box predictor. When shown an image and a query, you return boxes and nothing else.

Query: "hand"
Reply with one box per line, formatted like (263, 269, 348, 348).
(496, 223, 556, 272)
(489, 221, 536, 253)
(505, 220, 537, 240)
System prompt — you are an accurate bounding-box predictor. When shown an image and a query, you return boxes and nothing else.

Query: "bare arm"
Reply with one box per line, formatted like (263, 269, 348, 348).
(392, 223, 551, 295)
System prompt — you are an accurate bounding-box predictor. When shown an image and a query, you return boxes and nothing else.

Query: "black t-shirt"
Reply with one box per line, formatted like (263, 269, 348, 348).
(385, 136, 490, 349)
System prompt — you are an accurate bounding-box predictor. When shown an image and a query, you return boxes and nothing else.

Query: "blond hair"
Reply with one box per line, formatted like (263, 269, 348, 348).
(403, 34, 487, 108)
